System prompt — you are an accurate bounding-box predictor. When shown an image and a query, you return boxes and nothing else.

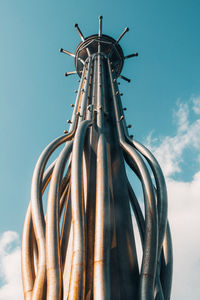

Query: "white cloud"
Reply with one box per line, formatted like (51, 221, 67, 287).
(145, 99, 200, 299)
(167, 173, 200, 299)
(174, 101, 189, 133)
(192, 96, 200, 115)
(146, 100, 200, 177)
(0, 231, 23, 300)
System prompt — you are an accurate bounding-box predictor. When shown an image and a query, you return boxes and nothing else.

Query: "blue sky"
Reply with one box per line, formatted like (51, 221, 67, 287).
(0, 0, 200, 299)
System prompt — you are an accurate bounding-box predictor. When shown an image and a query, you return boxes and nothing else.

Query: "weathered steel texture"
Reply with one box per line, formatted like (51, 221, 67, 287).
(22, 17, 173, 300)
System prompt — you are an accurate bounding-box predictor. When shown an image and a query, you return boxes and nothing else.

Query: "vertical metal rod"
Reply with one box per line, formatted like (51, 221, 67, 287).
(94, 134, 110, 300)
(93, 54, 110, 300)
(79, 58, 93, 121)
(84, 57, 97, 297)
(46, 142, 73, 300)
(98, 15, 103, 37)
(68, 120, 91, 300)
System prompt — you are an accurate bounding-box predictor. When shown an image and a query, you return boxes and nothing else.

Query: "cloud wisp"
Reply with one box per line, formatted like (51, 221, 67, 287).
(0, 231, 23, 300)
(146, 98, 200, 177)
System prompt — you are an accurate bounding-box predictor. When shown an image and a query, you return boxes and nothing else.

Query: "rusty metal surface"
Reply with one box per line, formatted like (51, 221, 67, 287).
(22, 17, 172, 300)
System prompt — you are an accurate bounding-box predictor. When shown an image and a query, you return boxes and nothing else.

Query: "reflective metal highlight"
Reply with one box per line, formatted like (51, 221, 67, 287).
(22, 17, 173, 300)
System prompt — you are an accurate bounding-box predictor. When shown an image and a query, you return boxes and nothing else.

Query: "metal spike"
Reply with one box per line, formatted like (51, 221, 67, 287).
(116, 27, 129, 44)
(60, 48, 75, 58)
(74, 23, 85, 41)
(124, 53, 138, 59)
(119, 75, 131, 83)
(109, 27, 129, 58)
(61, 49, 84, 65)
(99, 15, 103, 37)
(64, 71, 77, 77)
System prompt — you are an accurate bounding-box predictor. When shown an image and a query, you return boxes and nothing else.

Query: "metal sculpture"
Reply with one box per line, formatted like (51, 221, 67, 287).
(21, 16, 173, 300)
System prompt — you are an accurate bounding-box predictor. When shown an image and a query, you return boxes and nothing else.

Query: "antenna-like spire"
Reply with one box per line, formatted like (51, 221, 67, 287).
(22, 17, 173, 300)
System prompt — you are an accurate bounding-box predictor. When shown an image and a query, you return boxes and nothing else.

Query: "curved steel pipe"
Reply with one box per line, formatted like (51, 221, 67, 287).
(22, 161, 56, 300)
(68, 120, 92, 300)
(122, 143, 158, 300)
(127, 139, 168, 259)
(93, 51, 110, 300)
(127, 181, 145, 244)
(126, 156, 165, 300)
(93, 134, 110, 300)
(160, 223, 173, 300)
(60, 184, 71, 264)
(30, 115, 79, 300)
(21, 204, 35, 300)
(46, 141, 73, 300)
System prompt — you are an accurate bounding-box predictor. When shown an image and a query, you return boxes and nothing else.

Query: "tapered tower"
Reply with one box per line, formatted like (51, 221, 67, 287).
(22, 17, 173, 300)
